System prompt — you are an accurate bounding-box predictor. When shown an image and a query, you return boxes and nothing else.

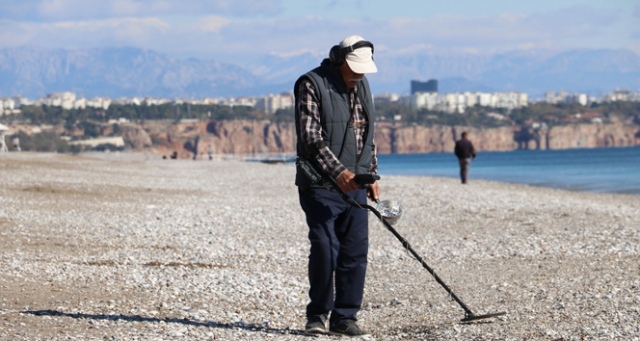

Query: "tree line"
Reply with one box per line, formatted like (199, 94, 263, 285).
(7, 100, 640, 127)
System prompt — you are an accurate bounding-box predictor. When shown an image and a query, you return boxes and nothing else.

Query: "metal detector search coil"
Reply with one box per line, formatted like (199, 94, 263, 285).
(376, 200, 403, 225)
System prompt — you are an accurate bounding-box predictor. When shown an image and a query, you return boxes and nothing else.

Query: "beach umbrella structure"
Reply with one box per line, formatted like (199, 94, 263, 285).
(0, 123, 9, 153)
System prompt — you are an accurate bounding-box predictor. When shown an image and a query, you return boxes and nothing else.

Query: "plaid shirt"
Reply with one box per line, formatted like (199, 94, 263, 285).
(296, 79, 378, 179)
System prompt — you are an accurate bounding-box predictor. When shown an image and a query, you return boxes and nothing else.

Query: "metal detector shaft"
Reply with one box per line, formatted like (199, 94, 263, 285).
(362, 203, 476, 317)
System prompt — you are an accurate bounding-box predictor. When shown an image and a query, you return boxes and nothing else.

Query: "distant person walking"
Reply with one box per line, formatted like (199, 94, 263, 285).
(454, 131, 476, 184)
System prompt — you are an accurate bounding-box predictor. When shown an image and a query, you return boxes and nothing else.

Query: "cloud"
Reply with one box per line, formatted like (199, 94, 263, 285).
(358, 5, 621, 55)
(194, 16, 232, 33)
(0, 17, 172, 51)
(0, 19, 37, 45)
(0, 0, 281, 21)
(0, 2, 632, 68)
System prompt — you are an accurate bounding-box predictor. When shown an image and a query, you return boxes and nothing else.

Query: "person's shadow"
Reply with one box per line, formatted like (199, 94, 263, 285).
(23, 309, 310, 337)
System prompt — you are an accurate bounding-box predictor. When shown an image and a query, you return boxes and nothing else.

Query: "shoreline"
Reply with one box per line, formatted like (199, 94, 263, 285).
(1, 153, 639, 340)
(6, 147, 640, 195)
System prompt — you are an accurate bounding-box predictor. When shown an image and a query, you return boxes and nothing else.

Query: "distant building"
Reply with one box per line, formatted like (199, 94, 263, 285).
(13, 96, 31, 107)
(405, 91, 528, 113)
(228, 96, 257, 107)
(86, 97, 112, 110)
(255, 92, 293, 114)
(545, 91, 591, 106)
(601, 88, 634, 102)
(40, 92, 76, 109)
(1, 98, 15, 113)
(143, 97, 170, 106)
(411, 79, 438, 94)
(566, 93, 588, 106)
(406, 92, 439, 110)
(374, 93, 400, 104)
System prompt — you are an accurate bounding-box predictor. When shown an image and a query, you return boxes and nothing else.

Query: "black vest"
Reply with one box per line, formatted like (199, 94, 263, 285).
(294, 59, 375, 187)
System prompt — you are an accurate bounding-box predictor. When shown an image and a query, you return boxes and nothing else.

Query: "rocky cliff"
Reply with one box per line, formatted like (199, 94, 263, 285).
(114, 120, 640, 158)
(137, 120, 297, 158)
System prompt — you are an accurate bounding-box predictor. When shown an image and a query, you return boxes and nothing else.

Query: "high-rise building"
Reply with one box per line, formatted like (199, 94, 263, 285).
(411, 79, 438, 94)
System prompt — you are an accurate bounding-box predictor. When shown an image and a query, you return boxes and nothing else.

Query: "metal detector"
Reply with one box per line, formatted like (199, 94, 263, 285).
(362, 198, 506, 323)
(297, 157, 506, 323)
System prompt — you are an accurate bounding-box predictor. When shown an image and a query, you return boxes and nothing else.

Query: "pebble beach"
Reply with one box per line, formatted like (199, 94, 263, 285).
(1, 152, 639, 340)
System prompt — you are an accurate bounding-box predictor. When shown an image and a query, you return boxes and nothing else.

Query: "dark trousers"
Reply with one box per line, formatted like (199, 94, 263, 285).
(458, 158, 470, 183)
(298, 187, 369, 326)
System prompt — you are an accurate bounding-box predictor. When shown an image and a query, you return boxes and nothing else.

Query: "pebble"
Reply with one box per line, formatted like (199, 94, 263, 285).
(0, 152, 639, 340)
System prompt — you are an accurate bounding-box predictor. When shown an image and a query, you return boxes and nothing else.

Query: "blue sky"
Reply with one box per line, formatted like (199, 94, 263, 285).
(0, 0, 638, 66)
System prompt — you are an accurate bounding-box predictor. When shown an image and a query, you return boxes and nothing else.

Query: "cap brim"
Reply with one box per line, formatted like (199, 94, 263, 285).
(345, 48, 377, 74)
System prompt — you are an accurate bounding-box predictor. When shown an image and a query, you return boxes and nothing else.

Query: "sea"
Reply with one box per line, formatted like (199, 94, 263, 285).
(377, 146, 640, 196)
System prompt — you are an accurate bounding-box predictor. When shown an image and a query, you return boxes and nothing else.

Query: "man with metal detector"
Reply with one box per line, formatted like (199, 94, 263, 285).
(294, 35, 380, 337)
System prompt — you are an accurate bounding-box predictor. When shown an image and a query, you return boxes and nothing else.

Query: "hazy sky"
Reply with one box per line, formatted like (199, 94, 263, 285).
(1, 0, 638, 65)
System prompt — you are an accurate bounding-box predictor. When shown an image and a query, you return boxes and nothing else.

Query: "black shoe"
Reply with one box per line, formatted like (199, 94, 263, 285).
(329, 320, 370, 337)
(304, 315, 327, 334)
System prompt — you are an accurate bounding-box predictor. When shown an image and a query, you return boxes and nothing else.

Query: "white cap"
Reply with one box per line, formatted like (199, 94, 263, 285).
(339, 35, 377, 74)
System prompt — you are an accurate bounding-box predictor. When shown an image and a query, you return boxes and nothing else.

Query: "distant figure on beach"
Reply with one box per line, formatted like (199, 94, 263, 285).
(454, 131, 476, 184)
(294, 35, 379, 337)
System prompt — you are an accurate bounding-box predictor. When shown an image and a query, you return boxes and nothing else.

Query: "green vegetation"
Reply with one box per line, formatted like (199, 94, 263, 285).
(376, 103, 511, 128)
(376, 101, 640, 127)
(12, 103, 264, 126)
(9, 131, 81, 153)
(7, 100, 640, 127)
(273, 107, 295, 123)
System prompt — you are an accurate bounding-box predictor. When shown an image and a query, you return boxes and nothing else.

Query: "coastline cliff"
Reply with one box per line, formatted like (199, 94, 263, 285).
(123, 120, 640, 158)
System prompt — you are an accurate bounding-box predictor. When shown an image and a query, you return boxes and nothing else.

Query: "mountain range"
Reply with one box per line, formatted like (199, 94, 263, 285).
(1, 46, 639, 100)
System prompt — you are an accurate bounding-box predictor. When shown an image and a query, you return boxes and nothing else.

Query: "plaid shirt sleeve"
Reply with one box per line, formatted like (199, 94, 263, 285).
(296, 79, 347, 179)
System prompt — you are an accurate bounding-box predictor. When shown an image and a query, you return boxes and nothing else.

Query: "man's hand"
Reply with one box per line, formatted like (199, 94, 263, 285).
(367, 181, 380, 202)
(336, 170, 359, 193)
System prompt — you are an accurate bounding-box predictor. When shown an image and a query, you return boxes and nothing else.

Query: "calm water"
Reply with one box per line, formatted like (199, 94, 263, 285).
(377, 147, 640, 195)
